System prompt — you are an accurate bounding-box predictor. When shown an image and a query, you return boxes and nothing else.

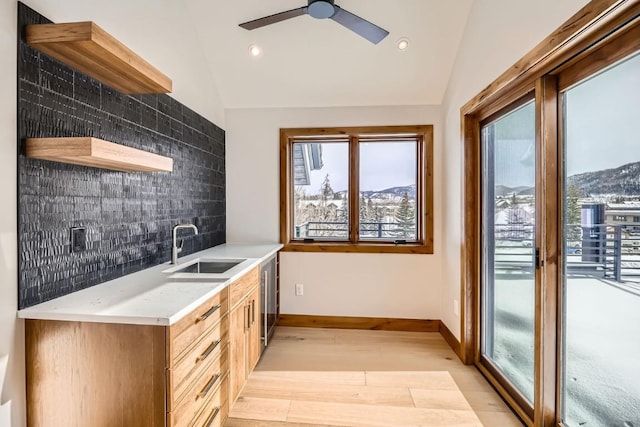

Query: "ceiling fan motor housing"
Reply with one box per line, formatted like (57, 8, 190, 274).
(308, 0, 336, 19)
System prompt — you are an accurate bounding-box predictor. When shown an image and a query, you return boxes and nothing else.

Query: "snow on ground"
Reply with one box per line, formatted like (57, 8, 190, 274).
(491, 276, 640, 426)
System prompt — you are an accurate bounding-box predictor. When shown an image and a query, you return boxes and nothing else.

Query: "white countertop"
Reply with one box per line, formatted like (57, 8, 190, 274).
(17, 243, 282, 326)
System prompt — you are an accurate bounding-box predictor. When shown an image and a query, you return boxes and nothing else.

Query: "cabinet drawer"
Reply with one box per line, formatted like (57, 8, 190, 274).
(229, 266, 260, 308)
(169, 289, 228, 362)
(168, 352, 228, 427)
(191, 393, 228, 427)
(169, 320, 229, 410)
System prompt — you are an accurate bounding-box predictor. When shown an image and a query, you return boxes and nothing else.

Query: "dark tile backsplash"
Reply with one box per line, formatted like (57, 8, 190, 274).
(17, 2, 226, 309)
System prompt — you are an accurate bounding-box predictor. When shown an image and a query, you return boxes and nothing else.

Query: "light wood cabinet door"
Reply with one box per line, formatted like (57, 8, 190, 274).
(247, 285, 262, 372)
(229, 301, 248, 403)
(25, 320, 166, 427)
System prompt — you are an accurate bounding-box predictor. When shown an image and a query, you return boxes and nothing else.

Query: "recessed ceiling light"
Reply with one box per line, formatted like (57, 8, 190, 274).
(397, 38, 410, 51)
(248, 44, 262, 58)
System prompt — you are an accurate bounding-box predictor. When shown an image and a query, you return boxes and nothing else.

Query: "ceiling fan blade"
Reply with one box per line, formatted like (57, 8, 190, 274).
(330, 6, 389, 44)
(239, 7, 308, 30)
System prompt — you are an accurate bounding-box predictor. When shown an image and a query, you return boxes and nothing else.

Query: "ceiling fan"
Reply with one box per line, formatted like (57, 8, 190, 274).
(239, 0, 389, 45)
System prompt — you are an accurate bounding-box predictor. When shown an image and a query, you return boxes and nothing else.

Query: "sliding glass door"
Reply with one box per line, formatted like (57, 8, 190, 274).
(480, 97, 536, 416)
(560, 51, 640, 427)
(466, 7, 639, 427)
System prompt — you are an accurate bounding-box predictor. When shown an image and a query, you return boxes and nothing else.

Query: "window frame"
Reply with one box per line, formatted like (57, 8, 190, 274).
(279, 125, 433, 254)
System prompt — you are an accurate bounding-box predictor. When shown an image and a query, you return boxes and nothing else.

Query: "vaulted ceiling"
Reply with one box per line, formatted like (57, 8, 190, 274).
(185, 0, 474, 109)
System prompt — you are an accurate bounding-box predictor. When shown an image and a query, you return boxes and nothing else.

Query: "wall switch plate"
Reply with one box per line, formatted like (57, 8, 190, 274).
(70, 227, 87, 252)
(453, 299, 460, 316)
(295, 283, 304, 296)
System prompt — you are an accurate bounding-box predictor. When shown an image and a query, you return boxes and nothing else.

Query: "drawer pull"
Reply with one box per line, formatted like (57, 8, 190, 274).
(197, 304, 221, 323)
(245, 304, 251, 331)
(196, 339, 222, 363)
(203, 406, 220, 427)
(198, 372, 221, 400)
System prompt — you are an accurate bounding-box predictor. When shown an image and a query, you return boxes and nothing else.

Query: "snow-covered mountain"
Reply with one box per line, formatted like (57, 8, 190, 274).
(336, 184, 416, 200)
(495, 185, 533, 197)
(568, 161, 640, 196)
(492, 160, 640, 198)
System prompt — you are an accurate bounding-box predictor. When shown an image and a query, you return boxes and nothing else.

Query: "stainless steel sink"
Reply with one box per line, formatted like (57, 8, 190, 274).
(162, 257, 253, 278)
(172, 260, 242, 274)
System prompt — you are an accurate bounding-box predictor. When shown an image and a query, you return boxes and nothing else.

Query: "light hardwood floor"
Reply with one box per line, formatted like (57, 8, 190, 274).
(225, 326, 524, 427)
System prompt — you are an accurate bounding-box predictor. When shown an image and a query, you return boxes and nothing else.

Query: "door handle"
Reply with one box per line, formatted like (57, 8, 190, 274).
(251, 299, 255, 325)
(197, 372, 221, 400)
(196, 339, 221, 363)
(263, 271, 268, 346)
(535, 247, 544, 269)
(196, 304, 221, 323)
(245, 303, 251, 331)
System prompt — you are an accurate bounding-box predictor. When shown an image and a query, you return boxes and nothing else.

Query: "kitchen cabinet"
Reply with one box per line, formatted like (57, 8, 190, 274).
(25, 287, 230, 426)
(228, 266, 261, 404)
(21, 245, 282, 426)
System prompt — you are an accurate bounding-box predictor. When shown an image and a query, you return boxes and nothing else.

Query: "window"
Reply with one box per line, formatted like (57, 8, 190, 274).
(280, 126, 433, 253)
(633, 216, 640, 223)
(614, 215, 627, 221)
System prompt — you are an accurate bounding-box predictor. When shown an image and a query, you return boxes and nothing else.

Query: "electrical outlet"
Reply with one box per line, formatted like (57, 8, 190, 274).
(70, 227, 87, 253)
(453, 299, 460, 316)
(295, 283, 304, 296)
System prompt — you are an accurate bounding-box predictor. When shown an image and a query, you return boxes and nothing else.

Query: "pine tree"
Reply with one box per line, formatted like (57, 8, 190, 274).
(337, 192, 348, 224)
(317, 174, 337, 235)
(506, 193, 525, 239)
(366, 198, 375, 221)
(319, 174, 334, 207)
(373, 205, 384, 223)
(394, 191, 415, 238)
(566, 184, 582, 242)
(359, 194, 368, 222)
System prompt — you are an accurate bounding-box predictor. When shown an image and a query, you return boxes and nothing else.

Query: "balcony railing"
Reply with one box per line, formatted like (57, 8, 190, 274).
(294, 221, 640, 282)
(491, 223, 640, 282)
(295, 221, 416, 240)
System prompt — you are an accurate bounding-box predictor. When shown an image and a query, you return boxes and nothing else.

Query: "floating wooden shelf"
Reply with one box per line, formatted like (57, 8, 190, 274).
(26, 21, 172, 94)
(25, 137, 173, 172)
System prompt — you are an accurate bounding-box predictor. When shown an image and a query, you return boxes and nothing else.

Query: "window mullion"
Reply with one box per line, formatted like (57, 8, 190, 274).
(416, 136, 424, 243)
(349, 135, 359, 243)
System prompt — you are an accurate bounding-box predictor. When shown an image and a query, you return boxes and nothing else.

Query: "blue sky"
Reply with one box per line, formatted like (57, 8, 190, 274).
(306, 141, 417, 193)
(491, 52, 639, 188)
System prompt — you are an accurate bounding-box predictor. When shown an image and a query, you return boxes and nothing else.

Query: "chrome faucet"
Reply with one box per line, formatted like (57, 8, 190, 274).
(172, 224, 198, 264)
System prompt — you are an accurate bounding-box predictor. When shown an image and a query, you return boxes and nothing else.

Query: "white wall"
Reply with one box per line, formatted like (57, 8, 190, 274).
(1, 1, 21, 425)
(2, 1, 225, 425)
(439, 0, 590, 338)
(226, 106, 445, 319)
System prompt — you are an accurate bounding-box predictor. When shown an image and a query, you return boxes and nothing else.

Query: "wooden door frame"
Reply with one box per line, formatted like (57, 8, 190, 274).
(460, 1, 639, 426)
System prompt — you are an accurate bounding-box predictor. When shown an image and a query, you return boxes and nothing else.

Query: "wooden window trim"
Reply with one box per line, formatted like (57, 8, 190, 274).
(280, 125, 434, 254)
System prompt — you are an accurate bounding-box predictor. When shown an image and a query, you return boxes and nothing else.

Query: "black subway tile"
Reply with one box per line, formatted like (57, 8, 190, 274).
(17, 3, 226, 309)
